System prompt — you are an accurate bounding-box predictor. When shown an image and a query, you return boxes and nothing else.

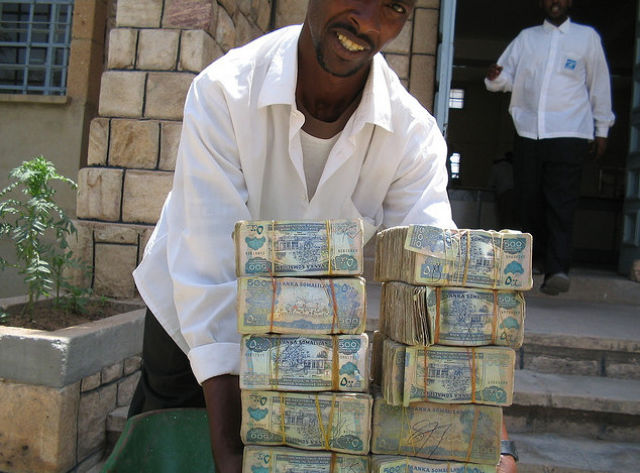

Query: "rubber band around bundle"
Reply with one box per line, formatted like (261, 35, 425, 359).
(278, 392, 286, 444)
(329, 452, 337, 473)
(270, 220, 276, 276)
(269, 277, 277, 333)
(434, 287, 442, 344)
(470, 348, 477, 403)
(464, 405, 480, 462)
(461, 230, 471, 286)
(422, 346, 429, 402)
(331, 337, 340, 391)
(325, 220, 333, 275)
(491, 290, 499, 344)
(329, 279, 339, 333)
(400, 406, 418, 457)
(314, 394, 335, 451)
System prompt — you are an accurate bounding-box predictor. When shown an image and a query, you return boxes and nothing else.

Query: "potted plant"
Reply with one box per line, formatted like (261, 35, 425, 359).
(0, 157, 145, 473)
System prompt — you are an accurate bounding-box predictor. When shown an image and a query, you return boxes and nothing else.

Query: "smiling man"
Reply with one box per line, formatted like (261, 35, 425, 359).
(126, 1, 513, 472)
(485, 0, 615, 295)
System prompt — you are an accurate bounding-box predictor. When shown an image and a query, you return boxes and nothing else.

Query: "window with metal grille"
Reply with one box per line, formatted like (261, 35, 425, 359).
(0, 0, 74, 95)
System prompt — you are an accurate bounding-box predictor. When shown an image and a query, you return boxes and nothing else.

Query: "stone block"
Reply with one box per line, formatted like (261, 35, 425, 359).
(0, 380, 79, 473)
(415, 0, 439, 8)
(81, 372, 101, 392)
(159, 121, 183, 170)
(137, 29, 180, 71)
(65, 219, 94, 288)
(76, 168, 124, 222)
(109, 119, 160, 169)
(413, 8, 439, 55)
(384, 19, 412, 54)
(384, 53, 410, 80)
(218, 0, 238, 17)
(124, 355, 142, 375)
(236, 11, 262, 47)
(522, 353, 600, 377)
(77, 383, 118, 460)
(122, 170, 174, 223)
(117, 371, 141, 406)
(94, 243, 138, 298)
(145, 72, 194, 120)
(179, 29, 222, 73)
(94, 223, 140, 244)
(216, 7, 236, 52)
(75, 449, 104, 473)
(275, 0, 307, 28)
(107, 28, 137, 70)
(163, 0, 218, 33)
(87, 118, 109, 166)
(605, 352, 640, 379)
(102, 361, 124, 384)
(116, 0, 162, 27)
(98, 70, 146, 118)
(72, 0, 107, 40)
(255, 0, 272, 32)
(409, 54, 435, 112)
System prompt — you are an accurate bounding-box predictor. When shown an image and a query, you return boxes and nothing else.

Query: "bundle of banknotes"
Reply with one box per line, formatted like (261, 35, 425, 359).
(376, 336, 515, 407)
(243, 446, 370, 473)
(370, 393, 502, 464)
(379, 282, 525, 348)
(371, 455, 498, 473)
(241, 390, 372, 455)
(240, 334, 369, 392)
(235, 219, 364, 277)
(237, 219, 373, 471)
(375, 225, 533, 290)
(237, 276, 366, 335)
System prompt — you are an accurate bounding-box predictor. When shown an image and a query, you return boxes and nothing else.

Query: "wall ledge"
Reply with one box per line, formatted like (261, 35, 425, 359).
(0, 94, 70, 105)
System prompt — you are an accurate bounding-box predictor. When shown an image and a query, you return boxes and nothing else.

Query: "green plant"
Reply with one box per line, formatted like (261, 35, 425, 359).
(0, 156, 90, 317)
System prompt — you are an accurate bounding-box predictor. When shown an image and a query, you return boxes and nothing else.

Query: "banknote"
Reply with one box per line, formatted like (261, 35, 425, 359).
(370, 393, 502, 464)
(379, 337, 515, 407)
(235, 220, 363, 277)
(242, 446, 369, 473)
(241, 390, 372, 455)
(380, 282, 526, 348)
(371, 455, 498, 473)
(240, 334, 369, 392)
(375, 226, 532, 290)
(237, 276, 366, 335)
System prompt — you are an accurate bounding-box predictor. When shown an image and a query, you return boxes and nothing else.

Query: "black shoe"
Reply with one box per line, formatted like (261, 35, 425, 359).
(540, 272, 570, 295)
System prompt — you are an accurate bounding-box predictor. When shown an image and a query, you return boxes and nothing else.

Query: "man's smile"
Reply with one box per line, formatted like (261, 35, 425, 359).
(336, 32, 367, 52)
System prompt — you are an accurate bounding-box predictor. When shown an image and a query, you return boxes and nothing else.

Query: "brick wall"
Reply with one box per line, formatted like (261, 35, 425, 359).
(74, 0, 442, 298)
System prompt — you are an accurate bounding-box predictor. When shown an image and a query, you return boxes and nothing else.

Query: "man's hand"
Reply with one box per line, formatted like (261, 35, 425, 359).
(591, 136, 607, 160)
(202, 374, 243, 473)
(487, 63, 503, 81)
(498, 454, 518, 473)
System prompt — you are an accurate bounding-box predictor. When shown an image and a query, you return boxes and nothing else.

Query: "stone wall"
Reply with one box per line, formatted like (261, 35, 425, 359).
(75, 0, 442, 298)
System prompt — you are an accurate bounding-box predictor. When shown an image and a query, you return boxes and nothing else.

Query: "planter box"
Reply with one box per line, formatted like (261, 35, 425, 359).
(0, 296, 145, 473)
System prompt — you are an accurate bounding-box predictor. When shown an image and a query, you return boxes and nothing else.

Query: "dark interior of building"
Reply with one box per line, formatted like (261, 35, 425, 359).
(447, 0, 637, 268)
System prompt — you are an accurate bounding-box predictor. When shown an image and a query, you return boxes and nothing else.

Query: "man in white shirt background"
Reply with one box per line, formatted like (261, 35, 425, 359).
(485, 0, 615, 294)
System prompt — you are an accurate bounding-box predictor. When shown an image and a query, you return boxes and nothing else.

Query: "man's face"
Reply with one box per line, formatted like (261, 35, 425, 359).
(305, 0, 415, 78)
(540, 0, 572, 24)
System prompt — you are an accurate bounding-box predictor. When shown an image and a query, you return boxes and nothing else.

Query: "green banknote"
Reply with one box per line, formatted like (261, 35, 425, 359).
(235, 220, 364, 277)
(371, 393, 502, 464)
(379, 337, 514, 407)
(242, 446, 369, 473)
(241, 390, 372, 455)
(375, 226, 532, 290)
(240, 334, 369, 392)
(380, 282, 526, 348)
(237, 276, 366, 335)
(371, 455, 498, 473)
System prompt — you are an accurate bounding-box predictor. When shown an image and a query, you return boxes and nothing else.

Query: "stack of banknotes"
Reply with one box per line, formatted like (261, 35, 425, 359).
(369, 224, 533, 469)
(236, 219, 374, 471)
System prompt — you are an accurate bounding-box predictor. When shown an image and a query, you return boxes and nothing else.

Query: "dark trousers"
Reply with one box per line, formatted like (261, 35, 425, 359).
(512, 136, 588, 275)
(128, 308, 205, 418)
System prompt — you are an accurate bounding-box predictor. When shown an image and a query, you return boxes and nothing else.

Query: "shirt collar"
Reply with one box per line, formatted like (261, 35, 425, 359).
(258, 26, 393, 133)
(543, 17, 571, 33)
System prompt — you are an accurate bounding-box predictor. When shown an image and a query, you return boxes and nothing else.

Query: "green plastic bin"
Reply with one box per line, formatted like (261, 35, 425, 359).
(102, 408, 215, 473)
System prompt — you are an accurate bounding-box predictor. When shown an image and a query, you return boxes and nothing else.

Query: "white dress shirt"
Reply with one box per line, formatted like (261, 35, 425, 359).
(485, 19, 615, 139)
(133, 25, 454, 383)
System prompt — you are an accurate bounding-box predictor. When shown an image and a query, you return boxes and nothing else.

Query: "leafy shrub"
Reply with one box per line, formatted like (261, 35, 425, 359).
(0, 156, 90, 317)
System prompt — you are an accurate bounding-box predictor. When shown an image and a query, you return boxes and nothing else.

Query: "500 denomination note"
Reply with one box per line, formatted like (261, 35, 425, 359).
(371, 455, 498, 473)
(242, 446, 369, 473)
(235, 220, 363, 277)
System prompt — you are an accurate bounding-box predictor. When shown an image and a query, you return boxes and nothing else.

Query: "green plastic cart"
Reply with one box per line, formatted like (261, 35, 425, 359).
(101, 408, 215, 472)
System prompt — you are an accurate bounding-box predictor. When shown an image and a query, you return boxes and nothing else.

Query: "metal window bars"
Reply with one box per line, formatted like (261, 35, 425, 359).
(0, 0, 74, 95)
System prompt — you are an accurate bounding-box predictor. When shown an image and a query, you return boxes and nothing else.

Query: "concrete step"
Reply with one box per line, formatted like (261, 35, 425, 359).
(530, 267, 640, 305)
(511, 433, 640, 473)
(506, 370, 640, 443)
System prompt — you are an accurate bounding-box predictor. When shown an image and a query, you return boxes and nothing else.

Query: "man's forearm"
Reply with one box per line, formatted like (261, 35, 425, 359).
(202, 374, 243, 473)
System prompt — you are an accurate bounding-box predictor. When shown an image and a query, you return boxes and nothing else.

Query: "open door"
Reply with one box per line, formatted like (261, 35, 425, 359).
(620, 0, 640, 274)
